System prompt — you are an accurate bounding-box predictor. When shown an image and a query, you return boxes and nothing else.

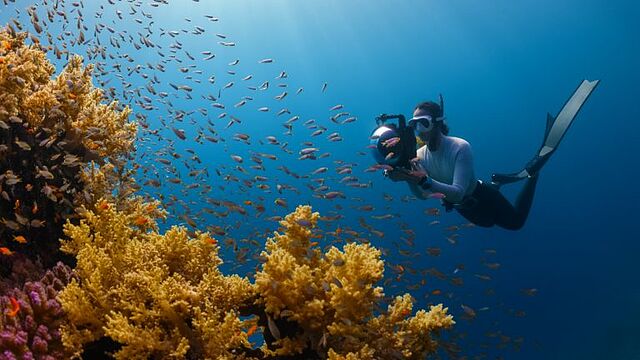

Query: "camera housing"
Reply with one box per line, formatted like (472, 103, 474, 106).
(370, 114, 416, 170)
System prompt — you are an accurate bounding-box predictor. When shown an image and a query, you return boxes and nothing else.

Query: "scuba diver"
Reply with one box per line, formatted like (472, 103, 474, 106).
(372, 79, 599, 230)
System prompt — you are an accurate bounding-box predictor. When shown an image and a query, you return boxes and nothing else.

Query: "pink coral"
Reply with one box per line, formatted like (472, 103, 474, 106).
(0, 262, 75, 360)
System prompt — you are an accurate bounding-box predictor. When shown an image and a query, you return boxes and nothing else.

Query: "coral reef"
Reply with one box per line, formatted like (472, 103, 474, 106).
(0, 256, 44, 295)
(58, 199, 255, 359)
(0, 27, 136, 268)
(1, 26, 454, 359)
(0, 262, 76, 360)
(0, 25, 136, 359)
(254, 205, 454, 359)
(58, 202, 453, 359)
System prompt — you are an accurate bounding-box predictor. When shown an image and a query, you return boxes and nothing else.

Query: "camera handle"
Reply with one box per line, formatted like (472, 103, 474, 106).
(375, 114, 406, 128)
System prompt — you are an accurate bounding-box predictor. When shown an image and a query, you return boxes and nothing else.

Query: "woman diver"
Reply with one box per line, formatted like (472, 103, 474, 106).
(384, 80, 599, 230)
(387, 100, 540, 230)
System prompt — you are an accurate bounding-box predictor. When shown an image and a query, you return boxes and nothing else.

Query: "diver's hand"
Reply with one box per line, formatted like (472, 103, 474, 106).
(405, 159, 428, 184)
(386, 168, 414, 182)
(385, 160, 429, 183)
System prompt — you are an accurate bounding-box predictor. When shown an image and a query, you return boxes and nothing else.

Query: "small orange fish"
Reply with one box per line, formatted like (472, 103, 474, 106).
(13, 235, 27, 244)
(424, 207, 440, 216)
(401, 309, 411, 317)
(6, 297, 20, 317)
(133, 216, 149, 226)
(246, 324, 258, 337)
(32, 201, 38, 214)
(427, 192, 446, 199)
(68, 93, 77, 99)
(184, 216, 197, 228)
(431, 289, 442, 295)
(14, 199, 20, 211)
(426, 247, 441, 256)
(205, 237, 217, 245)
(398, 249, 413, 257)
(97, 201, 110, 210)
(274, 198, 287, 208)
(243, 200, 252, 206)
(0, 247, 14, 256)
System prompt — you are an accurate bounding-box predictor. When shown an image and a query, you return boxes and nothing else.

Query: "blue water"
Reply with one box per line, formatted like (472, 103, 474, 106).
(2, 0, 639, 358)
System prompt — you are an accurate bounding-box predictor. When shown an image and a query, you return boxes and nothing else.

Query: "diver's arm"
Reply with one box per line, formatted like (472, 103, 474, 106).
(428, 143, 475, 203)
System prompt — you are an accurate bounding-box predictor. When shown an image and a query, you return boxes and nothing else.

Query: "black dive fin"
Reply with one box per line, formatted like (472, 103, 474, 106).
(491, 79, 599, 188)
(537, 79, 599, 158)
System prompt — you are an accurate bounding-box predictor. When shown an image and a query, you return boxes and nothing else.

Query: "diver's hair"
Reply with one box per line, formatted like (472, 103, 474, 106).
(414, 101, 449, 135)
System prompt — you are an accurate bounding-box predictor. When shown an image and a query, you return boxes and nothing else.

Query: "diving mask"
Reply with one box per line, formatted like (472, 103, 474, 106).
(409, 115, 445, 133)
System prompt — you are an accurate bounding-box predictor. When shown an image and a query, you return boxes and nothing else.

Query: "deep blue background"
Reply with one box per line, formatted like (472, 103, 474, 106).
(2, 0, 639, 358)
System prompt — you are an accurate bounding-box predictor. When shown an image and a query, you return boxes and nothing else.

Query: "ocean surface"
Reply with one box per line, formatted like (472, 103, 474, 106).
(1, 0, 639, 358)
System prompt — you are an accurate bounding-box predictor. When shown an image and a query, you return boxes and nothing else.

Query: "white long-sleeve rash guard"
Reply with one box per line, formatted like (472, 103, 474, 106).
(410, 136, 478, 204)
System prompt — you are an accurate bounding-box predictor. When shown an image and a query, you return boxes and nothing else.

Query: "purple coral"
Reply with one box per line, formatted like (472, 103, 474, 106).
(0, 262, 75, 360)
(0, 255, 45, 294)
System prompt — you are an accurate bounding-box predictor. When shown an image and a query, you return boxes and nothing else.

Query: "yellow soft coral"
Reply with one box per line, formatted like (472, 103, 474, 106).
(0, 28, 135, 162)
(58, 199, 255, 359)
(0, 30, 55, 118)
(0, 27, 136, 253)
(58, 200, 452, 359)
(328, 344, 376, 360)
(254, 205, 454, 359)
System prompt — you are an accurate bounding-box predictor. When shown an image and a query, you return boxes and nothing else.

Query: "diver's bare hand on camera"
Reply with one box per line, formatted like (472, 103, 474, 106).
(406, 159, 428, 183)
(385, 163, 427, 184)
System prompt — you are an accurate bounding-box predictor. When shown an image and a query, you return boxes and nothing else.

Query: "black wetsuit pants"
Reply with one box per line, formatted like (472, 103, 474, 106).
(456, 175, 539, 230)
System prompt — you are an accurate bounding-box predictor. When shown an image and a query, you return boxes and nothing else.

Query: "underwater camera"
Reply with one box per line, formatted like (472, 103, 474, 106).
(370, 113, 417, 170)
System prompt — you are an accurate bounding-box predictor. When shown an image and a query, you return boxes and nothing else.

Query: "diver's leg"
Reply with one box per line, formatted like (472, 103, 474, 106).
(495, 173, 540, 230)
(514, 173, 539, 220)
(457, 203, 495, 227)
(524, 151, 553, 178)
(456, 182, 500, 227)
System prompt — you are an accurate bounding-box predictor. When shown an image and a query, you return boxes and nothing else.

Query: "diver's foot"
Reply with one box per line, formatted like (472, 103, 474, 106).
(526, 171, 540, 180)
(525, 152, 553, 178)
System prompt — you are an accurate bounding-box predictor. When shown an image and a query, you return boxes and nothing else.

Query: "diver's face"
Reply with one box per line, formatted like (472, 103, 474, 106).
(412, 109, 434, 140)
